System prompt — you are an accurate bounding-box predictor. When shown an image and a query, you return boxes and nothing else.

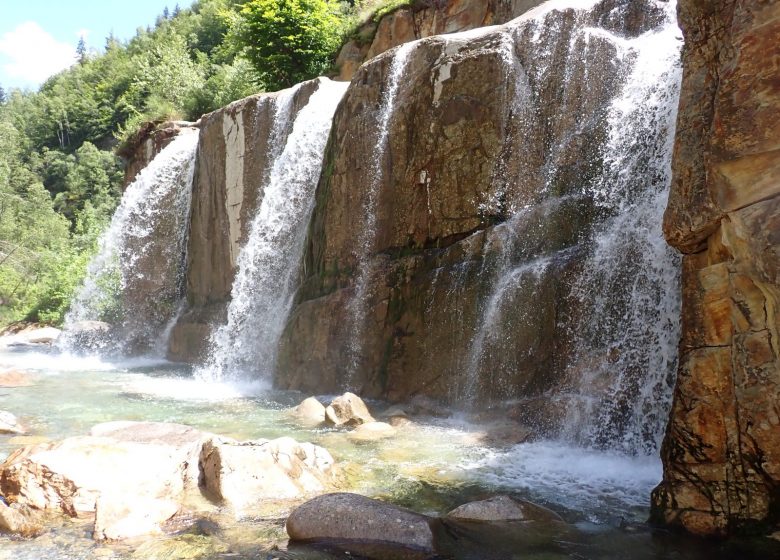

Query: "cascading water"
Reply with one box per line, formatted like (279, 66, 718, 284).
(460, 0, 682, 456)
(59, 130, 198, 356)
(198, 78, 348, 382)
(562, 2, 683, 455)
(344, 42, 416, 385)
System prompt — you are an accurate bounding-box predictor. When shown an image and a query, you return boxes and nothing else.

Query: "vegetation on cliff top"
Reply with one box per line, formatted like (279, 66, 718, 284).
(0, 0, 411, 326)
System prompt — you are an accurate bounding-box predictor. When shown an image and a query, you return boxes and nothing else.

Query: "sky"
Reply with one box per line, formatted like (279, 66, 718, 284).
(0, 0, 185, 91)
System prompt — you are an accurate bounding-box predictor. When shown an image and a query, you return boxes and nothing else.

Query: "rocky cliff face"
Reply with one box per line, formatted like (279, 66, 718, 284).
(335, 0, 547, 81)
(167, 81, 319, 361)
(651, 0, 780, 537)
(275, 0, 675, 421)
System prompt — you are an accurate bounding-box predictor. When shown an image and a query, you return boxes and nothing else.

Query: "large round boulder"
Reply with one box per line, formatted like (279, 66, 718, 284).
(286, 493, 434, 552)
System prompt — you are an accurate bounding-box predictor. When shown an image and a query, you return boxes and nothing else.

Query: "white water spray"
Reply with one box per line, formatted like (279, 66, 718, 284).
(60, 130, 198, 356)
(198, 78, 348, 382)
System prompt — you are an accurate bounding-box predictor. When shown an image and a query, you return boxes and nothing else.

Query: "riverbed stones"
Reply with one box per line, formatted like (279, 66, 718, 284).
(324, 392, 375, 427)
(0, 369, 34, 387)
(0, 411, 25, 435)
(198, 436, 336, 512)
(93, 495, 179, 541)
(446, 495, 563, 523)
(348, 421, 396, 441)
(289, 397, 327, 426)
(286, 493, 435, 552)
(0, 501, 44, 537)
(0, 421, 206, 523)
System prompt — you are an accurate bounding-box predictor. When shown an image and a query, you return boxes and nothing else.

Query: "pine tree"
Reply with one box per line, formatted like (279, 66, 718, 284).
(0, 84, 6, 104)
(105, 31, 119, 51)
(76, 37, 88, 64)
(173, 4, 181, 17)
(163, 6, 170, 19)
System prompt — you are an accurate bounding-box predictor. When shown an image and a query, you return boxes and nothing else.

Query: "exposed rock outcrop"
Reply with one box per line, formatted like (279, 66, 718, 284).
(276, 0, 670, 413)
(652, 0, 780, 537)
(119, 120, 194, 188)
(167, 80, 320, 361)
(335, 0, 549, 81)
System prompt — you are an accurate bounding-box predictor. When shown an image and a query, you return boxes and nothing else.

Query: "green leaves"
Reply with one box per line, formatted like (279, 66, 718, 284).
(234, 0, 345, 90)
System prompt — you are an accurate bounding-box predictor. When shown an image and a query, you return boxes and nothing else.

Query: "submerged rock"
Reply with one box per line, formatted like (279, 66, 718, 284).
(348, 422, 396, 441)
(324, 393, 375, 427)
(286, 493, 435, 552)
(0, 501, 44, 537)
(0, 370, 34, 387)
(446, 495, 563, 523)
(289, 397, 327, 426)
(94, 495, 179, 541)
(0, 411, 26, 435)
(199, 436, 336, 512)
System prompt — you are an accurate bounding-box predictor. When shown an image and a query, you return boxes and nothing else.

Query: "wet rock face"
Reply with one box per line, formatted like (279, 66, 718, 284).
(334, 0, 548, 81)
(167, 81, 319, 362)
(652, 0, 780, 537)
(277, 2, 648, 408)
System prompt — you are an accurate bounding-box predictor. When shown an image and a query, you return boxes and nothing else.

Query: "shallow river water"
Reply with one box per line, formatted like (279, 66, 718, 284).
(0, 348, 777, 560)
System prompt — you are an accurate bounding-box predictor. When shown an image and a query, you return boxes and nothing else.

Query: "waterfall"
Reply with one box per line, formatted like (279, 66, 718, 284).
(458, 0, 682, 455)
(344, 42, 416, 386)
(198, 78, 348, 382)
(59, 130, 198, 356)
(562, 2, 683, 455)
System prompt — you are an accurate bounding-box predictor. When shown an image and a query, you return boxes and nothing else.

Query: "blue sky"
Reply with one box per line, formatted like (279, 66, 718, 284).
(0, 0, 184, 91)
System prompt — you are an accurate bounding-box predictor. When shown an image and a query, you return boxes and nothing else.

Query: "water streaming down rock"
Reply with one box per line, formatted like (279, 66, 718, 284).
(59, 130, 199, 356)
(344, 42, 416, 385)
(460, 1, 682, 455)
(198, 78, 348, 382)
(561, 3, 683, 455)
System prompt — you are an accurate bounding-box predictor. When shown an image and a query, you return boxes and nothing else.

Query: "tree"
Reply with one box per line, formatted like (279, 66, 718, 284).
(173, 3, 181, 17)
(0, 85, 6, 104)
(233, 0, 344, 90)
(76, 37, 88, 64)
(163, 6, 170, 19)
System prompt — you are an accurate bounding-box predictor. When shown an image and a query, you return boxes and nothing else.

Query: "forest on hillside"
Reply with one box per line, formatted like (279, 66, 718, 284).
(0, 0, 414, 326)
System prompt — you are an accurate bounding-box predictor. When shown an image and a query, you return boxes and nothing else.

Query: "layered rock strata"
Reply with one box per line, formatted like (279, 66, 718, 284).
(652, 0, 780, 537)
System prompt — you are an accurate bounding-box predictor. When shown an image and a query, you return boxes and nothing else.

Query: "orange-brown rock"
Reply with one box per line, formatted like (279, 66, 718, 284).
(652, 0, 780, 537)
(334, 0, 547, 81)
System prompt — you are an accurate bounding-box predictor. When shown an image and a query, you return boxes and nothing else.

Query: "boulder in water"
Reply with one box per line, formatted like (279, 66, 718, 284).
(94, 495, 179, 541)
(0, 411, 26, 435)
(0, 501, 44, 537)
(446, 495, 563, 523)
(0, 422, 206, 517)
(286, 492, 435, 552)
(348, 421, 396, 441)
(199, 436, 336, 513)
(324, 392, 375, 427)
(289, 397, 327, 426)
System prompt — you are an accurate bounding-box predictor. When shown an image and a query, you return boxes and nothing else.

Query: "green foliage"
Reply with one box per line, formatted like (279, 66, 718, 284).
(232, 0, 346, 90)
(0, 0, 373, 326)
